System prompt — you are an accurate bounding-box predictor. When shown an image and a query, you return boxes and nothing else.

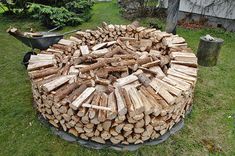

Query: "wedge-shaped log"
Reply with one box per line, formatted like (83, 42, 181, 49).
(80, 45, 90, 55)
(138, 90, 154, 115)
(170, 51, 196, 58)
(82, 103, 111, 111)
(114, 87, 127, 116)
(91, 48, 109, 56)
(115, 75, 138, 87)
(167, 68, 197, 83)
(88, 92, 101, 119)
(149, 80, 176, 105)
(92, 42, 107, 51)
(107, 92, 117, 120)
(98, 93, 108, 122)
(128, 87, 145, 114)
(171, 63, 197, 77)
(167, 75, 192, 90)
(149, 66, 166, 79)
(171, 60, 197, 67)
(42, 76, 70, 92)
(122, 88, 135, 117)
(58, 39, 74, 47)
(153, 78, 182, 96)
(27, 61, 55, 71)
(70, 87, 96, 110)
(162, 76, 189, 91)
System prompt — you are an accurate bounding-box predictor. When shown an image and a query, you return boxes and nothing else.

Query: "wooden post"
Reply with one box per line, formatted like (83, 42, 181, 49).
(197, 36, 224, 66)
(165, 0, 180, 35)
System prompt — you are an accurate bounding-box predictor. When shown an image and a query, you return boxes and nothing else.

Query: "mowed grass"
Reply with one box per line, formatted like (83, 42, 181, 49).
(0, 0, 235, 155)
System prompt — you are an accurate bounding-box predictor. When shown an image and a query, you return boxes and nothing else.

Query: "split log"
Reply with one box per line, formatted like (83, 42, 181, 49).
(114, 87, 127, 116)
(42, 76, 70, 92)
(70, 87, 96, 110)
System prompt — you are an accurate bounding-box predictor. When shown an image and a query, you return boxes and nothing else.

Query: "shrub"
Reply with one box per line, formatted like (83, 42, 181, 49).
(28, 3, 83, 27)
(1, 0, 93, 27)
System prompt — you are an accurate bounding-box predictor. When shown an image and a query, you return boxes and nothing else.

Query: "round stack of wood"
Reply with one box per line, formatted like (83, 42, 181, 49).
(28, 22, 198, 145)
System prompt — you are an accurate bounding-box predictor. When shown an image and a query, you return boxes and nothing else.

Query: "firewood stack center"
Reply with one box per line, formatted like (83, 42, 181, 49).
(28, 22, 198, 145)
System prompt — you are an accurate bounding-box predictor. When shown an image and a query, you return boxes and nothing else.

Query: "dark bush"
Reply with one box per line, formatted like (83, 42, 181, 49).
(1, 0, 93, 27)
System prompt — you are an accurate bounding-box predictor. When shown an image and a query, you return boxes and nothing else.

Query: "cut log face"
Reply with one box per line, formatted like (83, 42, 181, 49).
(28, 22, 198, 145)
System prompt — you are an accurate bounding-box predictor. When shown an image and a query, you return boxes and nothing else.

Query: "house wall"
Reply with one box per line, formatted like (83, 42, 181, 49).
(161, 0, 235, 20)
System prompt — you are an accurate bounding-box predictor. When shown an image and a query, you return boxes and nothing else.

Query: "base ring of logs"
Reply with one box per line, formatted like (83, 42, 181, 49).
(35, 102, 191, 151)
(28, 22, 198, 146)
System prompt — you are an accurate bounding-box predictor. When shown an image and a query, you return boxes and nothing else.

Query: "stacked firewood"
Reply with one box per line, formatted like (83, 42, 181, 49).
(28, 22, 198, 145)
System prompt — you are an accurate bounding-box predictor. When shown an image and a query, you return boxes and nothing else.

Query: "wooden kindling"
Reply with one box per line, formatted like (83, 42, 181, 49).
(27, 22, 198, 145)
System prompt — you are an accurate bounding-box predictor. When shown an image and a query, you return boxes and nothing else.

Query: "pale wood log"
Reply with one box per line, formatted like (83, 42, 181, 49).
(142, 60, 160, 68)
(42, 76, 70, 92)
(98, 93, 108, 122)
(101, 131, 111, 140)
(122, 88, 135, 117)
(80, 45, 90, 55)
(29, 67, 59, 79)
(107, 92, 117, 120)
(114, 87, 127, 116)
(138, 90, 154, 115)
(153, 78, 182, 96)
(149, 66, 166, 79)
(171, 63, 197, 77)
(132, 113, 144, 121)
(167, 75, 192, 89)
(110, 137, 121, 144)
(162, 76, 189, 91)
(79, 106, 90, 123)
(171, 60, 197, 67)
(115, 74, 138, 87)
(149, 79, 176, 105)
(58, 39, 74, 47)
(92, 42, 107, 51)
(82, 103, 111, 111)
(149, 49, 161, 57)
(128, 87, 145, 115)
(47, 48, 63, 54)
(91, 48, 109, 56)
(114, 115, 126, 124)
(70, 87, 96, 110)
(69, 36, 82, 44)
(30, 54, 54, 60)
(167, 68, 196, 83)
(137, 73, 151, 87)
(102, 120, 112, 131)
(88, 92, 101, 119)
(115, 123, 125, 133)
(27, 61, 55, 71)
(123, 124, 134, 132)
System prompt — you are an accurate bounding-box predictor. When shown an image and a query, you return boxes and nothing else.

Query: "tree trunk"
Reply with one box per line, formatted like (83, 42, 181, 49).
(165, 0, 180, 35)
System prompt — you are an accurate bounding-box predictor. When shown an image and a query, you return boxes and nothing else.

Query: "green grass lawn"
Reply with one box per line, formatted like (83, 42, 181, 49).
(0, 0, 235, 155)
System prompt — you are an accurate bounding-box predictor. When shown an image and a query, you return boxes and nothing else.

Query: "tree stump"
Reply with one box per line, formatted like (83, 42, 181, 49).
(197, 36, 224, 66)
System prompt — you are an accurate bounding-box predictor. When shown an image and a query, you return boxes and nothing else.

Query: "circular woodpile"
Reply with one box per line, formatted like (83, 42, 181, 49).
(28, 22, 198, 145)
